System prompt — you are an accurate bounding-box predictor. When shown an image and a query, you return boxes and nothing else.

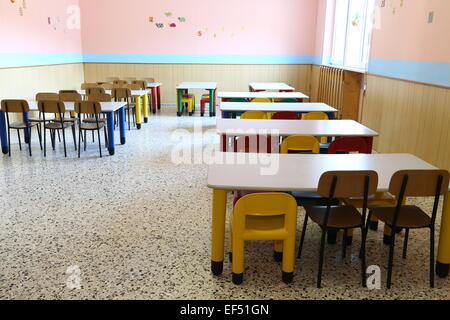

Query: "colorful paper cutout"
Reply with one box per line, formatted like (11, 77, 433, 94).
(156, 23, 164, 28)
(169, 23, 176, 28)
(178, 17, 186, 22)
(428, 12, 434, 23)
(149, 16, 154, 22)
(164, 12, 172, 17)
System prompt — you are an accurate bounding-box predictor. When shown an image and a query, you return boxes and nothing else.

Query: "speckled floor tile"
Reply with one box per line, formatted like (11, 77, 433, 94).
(0, 106, 449, 300)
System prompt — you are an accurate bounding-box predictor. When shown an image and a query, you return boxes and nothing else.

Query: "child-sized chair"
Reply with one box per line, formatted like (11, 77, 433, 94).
(182, 94, 196, 116)
(230, 193, 298, 285)
(240, 111, 267, 119)
(271, 111, 300, 120)
(302, 111, 330, 152)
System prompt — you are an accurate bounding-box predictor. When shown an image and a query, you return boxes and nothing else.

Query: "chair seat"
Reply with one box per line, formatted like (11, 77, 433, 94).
(83, 117, 107, 124)
(305, 205, 363, 229)
(371, 205, 431, 229)
(80, 123, 105, 130)
(45, 122, 72, 129)
(53, 118, 77, 123)
(29, 117, 56, 123)
(9, 122, 38, 129)
(291, 191, 340, 206)
(344, 192, 396, 208)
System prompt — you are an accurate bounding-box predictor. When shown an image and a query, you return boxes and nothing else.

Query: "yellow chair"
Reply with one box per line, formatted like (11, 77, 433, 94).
(182, 94, 195, 115)
(251, 98, 273, 117)
(230, 193, 298, 285)
(280, 135, 320, 154)
(240, 111, 267, 119)
(302, 112, 329, 146)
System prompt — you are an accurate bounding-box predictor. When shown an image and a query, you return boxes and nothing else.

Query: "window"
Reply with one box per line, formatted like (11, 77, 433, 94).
(326, 0, 375, 71)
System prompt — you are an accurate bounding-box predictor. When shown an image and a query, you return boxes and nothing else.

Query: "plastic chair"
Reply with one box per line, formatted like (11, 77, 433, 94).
(0, 100, 39, 157)
(251, 98, 272, 103)
(299, 170, 378, 288)
(280, 135, 320, 154)
(182, 94, 195, 116)
(271, 112, 300, 120)
(367, 170, 449, 288)
(328, 137, 370, 154)
(302, 112, 330, 152)
(240, 111, 267, 120)
(230, 193, 298, 285)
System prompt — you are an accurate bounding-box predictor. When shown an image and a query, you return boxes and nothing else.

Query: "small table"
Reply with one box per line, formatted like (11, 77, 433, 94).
(176, 82, 218, 117)
(216, 119, 378, 153)
(207, 153, 450, 276)
(146, 82, 163, 114)
(218, 91, 309, 101)
(220, 102, 337, 119)
(249, 82, 295, 92)
(0, 101, 127, 156)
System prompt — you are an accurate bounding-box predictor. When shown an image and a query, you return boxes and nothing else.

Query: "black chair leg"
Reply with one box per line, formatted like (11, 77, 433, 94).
(72, 125, 77, 151)
(341, 229, 347, 259)
(386, 232, 396, 289)
(360, 227, 367, 287)
(297, 214, 308, 259)
(97, 129, 102, 158)
(78, 128, 82, 158)
(57, 129, 61, 142)
(17, 130, 22, 150)
(403, 228, 409, 259)
(317, 227, 327, 288)
(84, 130, 87, 151)
(51, 130, 56, 150)
(127, 108, 131, 130)
(7, 128, 11, 157)
(92, 130, 94, 143)
(61, 128, 67, 157)
(430, 227, 435, 288)
(28, 128, 32, 156)
(104, 126, 108, 148)
(43, 128, 47, 157)
(37, 124, 43, 150)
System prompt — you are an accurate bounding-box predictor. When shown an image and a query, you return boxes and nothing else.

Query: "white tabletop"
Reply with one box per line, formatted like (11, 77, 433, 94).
(176, 82, 218, 90)
(146, 82, 162, 88)
(207, 153, 439, 192)
(218, 91, 309, 100)
(77, 89, 148, 97)
(249, 82, 295, 91)
(27, 101, 126, 113)
(220, 102, 337, 113)
(216, 119, 378, 137)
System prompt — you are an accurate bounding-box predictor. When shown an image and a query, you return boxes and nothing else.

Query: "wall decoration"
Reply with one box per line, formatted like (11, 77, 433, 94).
(156, 23, 164, 28)
(164, 12, 172, 17)
(148, 16, 154, 22)
(428, 11, 434, 24)
(169, 23, 176, 28)
(178, 17, 186, 23)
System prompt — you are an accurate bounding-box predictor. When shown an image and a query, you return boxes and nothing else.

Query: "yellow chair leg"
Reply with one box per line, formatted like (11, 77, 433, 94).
(282, 236, 296, 273)
(232, 238, 245, 275)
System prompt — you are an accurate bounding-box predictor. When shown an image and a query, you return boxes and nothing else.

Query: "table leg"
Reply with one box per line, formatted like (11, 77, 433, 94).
(0, 111, 8, 154)
(151, 88, 157, 114)
(157, 86, 161, 110)
(211, 189, 228, 275)
(365, 137, 374, 153)
(143, 93, 149, 123)
(437, 191, 450, 278)
(106, 112, 115, 155)
(209, 89, 216, 117)
(135, 96, 142, 129)
(119, 107, 126, 145)
(177, 89, 183, 117)
(221, 134, 227, 152)
(23, 112, 30, 143)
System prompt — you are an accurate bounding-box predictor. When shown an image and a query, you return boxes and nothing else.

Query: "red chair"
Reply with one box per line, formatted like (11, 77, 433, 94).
(328, 137, 371, 154)
(271, 111, 300, 120)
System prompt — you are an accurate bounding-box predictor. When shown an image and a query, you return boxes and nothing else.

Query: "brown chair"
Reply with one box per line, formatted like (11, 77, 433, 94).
(81, 83, 99, 90)
(86, 87, 106, 96)
(0, 100, 39, 156)
(367, 170, 450, 288)
(106, 77, 120, 82)
(75, 101, 106, 158)
(38, 101, 76, 157)
(30, 93, 60, 146)
(111, 87, 134, 130)
(100, 83, 114, 90)
(132, 80, 146, 89)
(85, 93, 110, 146)
(113, 80, 127, 86)
(298, 170, 378, 288)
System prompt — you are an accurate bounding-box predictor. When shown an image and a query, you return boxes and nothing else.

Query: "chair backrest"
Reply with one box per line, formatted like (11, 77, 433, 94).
(101, 83, 115, 90)
(106, 77, 120, 82)
(88, 93, 112, 102)
(280, 135, 320, 154)
(86, 87, 106, 95)
(113, 80, 127, 86)
(389, 170, 449, 198)
(229, 98, 249, 103)
(81, 83, 99, 90)
(317, 171, 378, 199)
(75, 101, 102, 115)
(328, 137, 370, 154)
(233, 193, 297, 233)
(124, 77, 136, 82)
(302, 112, 329, 120)
(251, 98, 272, 103)
(111, 88, 131, 99)
(144, 77, 155, 83)
(271, 111, 300, 120)
(59, 91, 82, 102)
(36, 93, 59, 101)
(241, 111, 267, 120)
(132, 80, 146, 89)
(280, 98, 299, 103)
(1, 100, 30, 113)
(38, 101, 66, 114)
(124, 83, 141, 90)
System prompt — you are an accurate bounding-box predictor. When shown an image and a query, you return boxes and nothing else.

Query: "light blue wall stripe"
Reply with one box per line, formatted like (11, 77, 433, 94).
(369, 58, 450, 87)
(0, 53, 83, 68)
(82, 53, 320, 65)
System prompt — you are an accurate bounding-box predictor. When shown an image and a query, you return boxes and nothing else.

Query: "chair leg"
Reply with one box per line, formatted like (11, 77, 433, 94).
(386, 232, 396, 289)
(104, 126, 108, 148)
(317, 227, 327, 288)
(17, 130, 22, 150)
(57, 129, 61, 142)
(97, 129, 102, 158)
(51, 130, 56, 150)
(402, 228, 410, 259)
(72, 125, 77, 151)
(232, 238, 245, 285)
(28, 127, 32, 156)
(430, 227, 435, 288)
(36, 124, 43, 150)
(341, 229, 347, 259)
(298, 214, 309, 259)
(127, 108, 131, 131)
(92, 130, 94, 143)
(360, 211, 372, 259)
(84, 130, 87, 151)
(7, 128, 11, 157)
(43, 128, 47, 157)
(360, 227, 367, 287)
(61, 128, 67, 157)
(78, 128, 82, 158)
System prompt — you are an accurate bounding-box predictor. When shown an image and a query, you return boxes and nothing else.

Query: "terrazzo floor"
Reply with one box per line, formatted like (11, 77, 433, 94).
(0, 106, 449, 300)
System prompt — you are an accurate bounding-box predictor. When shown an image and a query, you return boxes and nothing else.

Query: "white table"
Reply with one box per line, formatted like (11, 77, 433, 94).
(10, 101, 127, 156)
(249, 82, 295, 92)
(218, 91, 309, 101)
(220, 102, 337, 117)
(176, 82, 218, 117)
(207, 153, 450, 276)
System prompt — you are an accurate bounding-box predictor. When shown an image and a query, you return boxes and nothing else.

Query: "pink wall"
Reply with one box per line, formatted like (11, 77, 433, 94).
(79, 0, 318, 56)
(0, 0, 82, 54)
(370, 0, 450, 63)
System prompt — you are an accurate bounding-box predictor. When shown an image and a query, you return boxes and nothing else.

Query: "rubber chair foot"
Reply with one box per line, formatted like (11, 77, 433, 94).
(282, 272, 294, 284)
(232, 273, 244, 285)
(211, 260, 223, 276)
(273, 251, 283, 263)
